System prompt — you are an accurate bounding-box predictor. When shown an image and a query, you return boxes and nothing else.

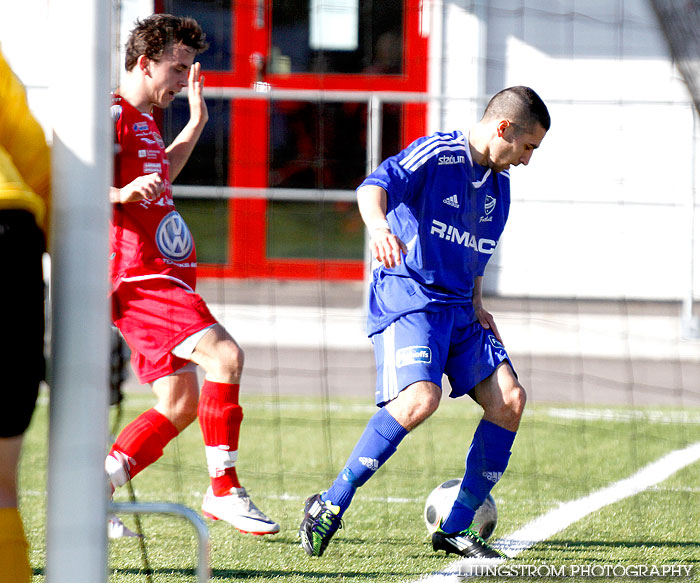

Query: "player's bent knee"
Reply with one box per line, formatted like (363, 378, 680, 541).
(497, 383, 526, 427)
(407, 391, 440, 427)
(424, 391, 442, 417)
(507, 382, 526, 411)
(221, 341, 244, 374)
(410, 401, 438, 427)
(207, 341, 244, 380)
(509, 384, 527, 420)
(160, 397, 198, 430)
(479, 380, 526, 430)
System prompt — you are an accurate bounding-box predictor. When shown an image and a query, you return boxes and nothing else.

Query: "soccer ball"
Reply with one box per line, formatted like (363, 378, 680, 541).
(423, 479, 498, 540)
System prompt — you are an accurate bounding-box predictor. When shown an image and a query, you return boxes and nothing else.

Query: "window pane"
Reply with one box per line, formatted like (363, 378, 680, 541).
(162, 0, 232, 71)
(270, 100, 401, 190)
(176, 198, 229, 264)
(270, 0, 404, 75)
(270, 101, 365, 190)
(266, 200, 364, 260)
(162, 98, 230, 186)
(267, 99, 402, 260)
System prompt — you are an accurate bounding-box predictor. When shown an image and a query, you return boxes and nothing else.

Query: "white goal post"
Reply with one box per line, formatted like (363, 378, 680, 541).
(46, 1, 112, 581)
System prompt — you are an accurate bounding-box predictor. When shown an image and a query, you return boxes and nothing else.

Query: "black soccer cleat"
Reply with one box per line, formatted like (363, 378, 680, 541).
(299, 493, 343, 557)
(432, 525, 506, 560)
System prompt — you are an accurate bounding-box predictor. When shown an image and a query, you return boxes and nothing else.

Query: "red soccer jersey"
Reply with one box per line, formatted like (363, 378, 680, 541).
(111, 94, 197, 291)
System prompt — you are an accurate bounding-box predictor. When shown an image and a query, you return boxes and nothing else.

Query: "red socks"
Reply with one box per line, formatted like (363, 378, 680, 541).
(107, 407, 179, 486)
(198, 380, 243, 495)
(107, 382, 245, 497)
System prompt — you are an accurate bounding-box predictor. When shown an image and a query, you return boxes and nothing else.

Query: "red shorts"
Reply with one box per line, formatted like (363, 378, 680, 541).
(112, 277, 218, 384)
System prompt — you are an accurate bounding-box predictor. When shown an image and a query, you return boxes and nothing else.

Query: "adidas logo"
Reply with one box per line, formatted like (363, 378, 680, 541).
(359, 457, 379, 471)
(482, 471, 503, 484)
(443, 195, 459, 208)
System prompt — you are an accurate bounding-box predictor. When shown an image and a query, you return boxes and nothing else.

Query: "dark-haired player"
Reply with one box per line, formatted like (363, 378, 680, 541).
(300, 86, 550, 558)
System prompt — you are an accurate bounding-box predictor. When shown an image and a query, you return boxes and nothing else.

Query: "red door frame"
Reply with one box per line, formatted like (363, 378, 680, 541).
(179, 1, 428, 279)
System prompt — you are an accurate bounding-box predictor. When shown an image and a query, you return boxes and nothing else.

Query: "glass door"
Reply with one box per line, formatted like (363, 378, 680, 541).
(159, 0, 428, 279)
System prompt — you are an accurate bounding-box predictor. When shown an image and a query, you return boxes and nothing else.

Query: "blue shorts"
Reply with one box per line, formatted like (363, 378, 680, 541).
(371, 306, 513, 407)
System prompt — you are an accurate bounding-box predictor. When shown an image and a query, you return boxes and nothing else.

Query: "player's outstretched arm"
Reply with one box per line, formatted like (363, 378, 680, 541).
(357, 184, 408, 268)
(166, 62, 208, 182)
(473, 276, 503, 343)
(110, 173, 164, 203)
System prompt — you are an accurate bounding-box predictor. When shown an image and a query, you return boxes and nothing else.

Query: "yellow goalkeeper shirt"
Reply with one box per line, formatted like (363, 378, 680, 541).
(0, 47, 50, 231)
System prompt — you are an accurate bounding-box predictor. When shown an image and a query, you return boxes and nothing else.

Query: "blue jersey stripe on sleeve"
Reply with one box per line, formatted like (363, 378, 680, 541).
(403, 143, 467, 173)
(399, 132, 466, 173)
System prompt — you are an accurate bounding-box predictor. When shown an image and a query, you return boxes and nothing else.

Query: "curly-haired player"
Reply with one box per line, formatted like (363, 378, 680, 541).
(107, 14, 278, 537)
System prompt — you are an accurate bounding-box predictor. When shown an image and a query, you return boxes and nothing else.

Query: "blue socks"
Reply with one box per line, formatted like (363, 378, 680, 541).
(321, 411, 515, 531)
(322, 407, 408, 516)
(441, 419, 516, 534)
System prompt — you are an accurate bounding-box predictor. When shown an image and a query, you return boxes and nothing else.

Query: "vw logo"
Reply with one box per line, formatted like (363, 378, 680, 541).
(156, 211, 193, 261)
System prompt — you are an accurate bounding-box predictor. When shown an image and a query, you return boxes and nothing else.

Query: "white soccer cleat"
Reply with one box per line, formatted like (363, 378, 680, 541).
(108, 514, 141, 539)
(201, 486, 280, 535)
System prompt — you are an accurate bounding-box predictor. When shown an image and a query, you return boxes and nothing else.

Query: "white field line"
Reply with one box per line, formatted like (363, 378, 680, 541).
(416, 440, 700, 582)
(546, 407, 700, 424)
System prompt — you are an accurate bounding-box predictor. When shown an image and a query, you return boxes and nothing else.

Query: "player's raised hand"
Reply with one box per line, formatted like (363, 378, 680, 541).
(111, 173, 164, 203)
(370, 228, 409, 268)
(188, 62, 208, 125)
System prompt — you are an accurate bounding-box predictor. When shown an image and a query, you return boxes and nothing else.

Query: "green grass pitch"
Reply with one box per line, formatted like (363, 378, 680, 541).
(19, 390, 700, 582)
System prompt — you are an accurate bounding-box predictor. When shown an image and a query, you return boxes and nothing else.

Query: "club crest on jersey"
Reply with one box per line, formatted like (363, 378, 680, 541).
(156, 211, 193, 261)
(479, 194, 496, 223)
(396, 346, 432, 368)
(485, 194, 496, 215)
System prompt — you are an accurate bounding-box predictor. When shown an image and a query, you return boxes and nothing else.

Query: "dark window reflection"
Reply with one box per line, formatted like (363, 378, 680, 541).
(270, 101, 365, 190)
(161, 0, 232, 71)
(162, 98, 230, 186)
(270, 0, 404, 75)
(270, 101, 400, 190)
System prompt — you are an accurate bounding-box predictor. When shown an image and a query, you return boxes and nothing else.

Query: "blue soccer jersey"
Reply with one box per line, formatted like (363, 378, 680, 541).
(360, 130, 511, 336)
